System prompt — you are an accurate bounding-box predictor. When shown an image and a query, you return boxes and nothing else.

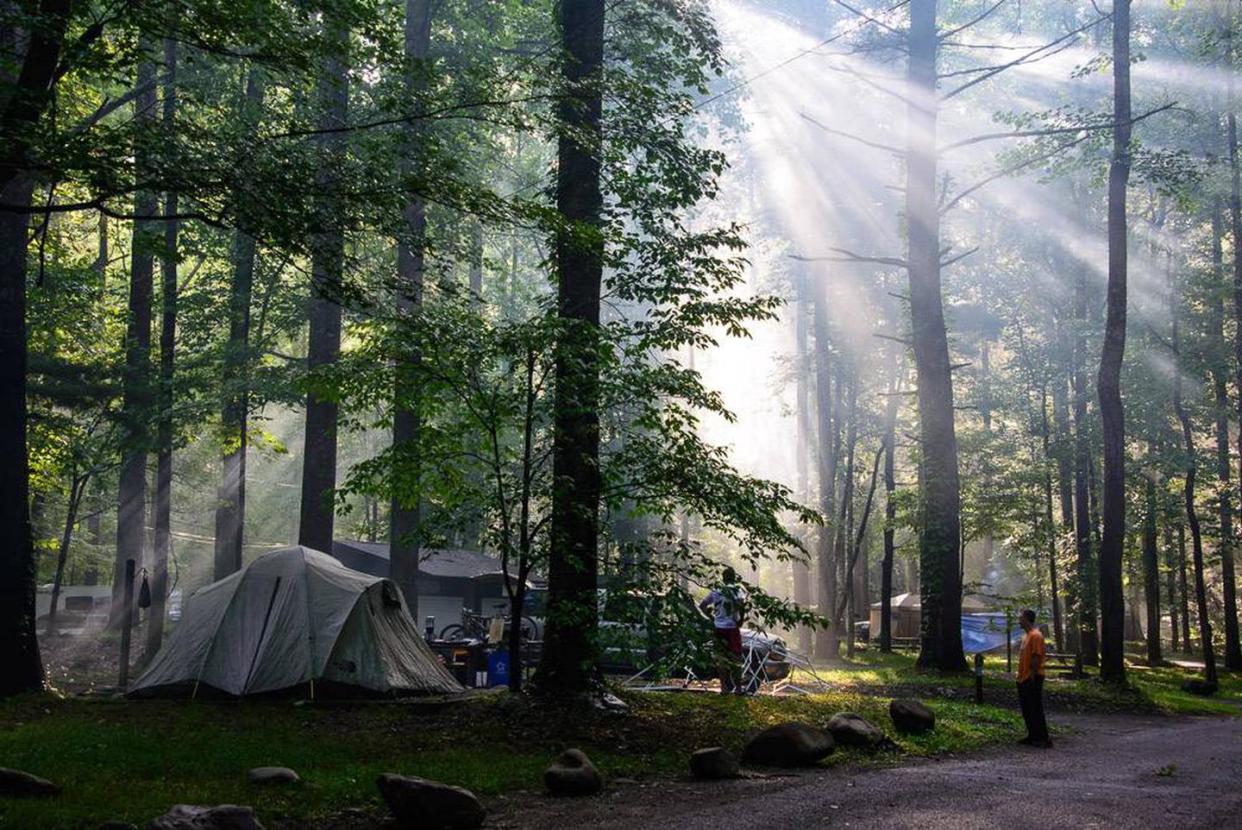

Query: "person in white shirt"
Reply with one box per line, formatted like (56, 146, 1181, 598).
(699, 566, 746, 694)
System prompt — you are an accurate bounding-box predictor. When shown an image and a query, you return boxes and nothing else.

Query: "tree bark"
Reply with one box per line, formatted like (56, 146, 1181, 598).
(147, 38, 178, 659)
(0, 0, 72, 193)
(1209, 197, 1242, 669)
(390, 0, 431, 616)
(0, 169, 42, 694)
(1171, 268, 1218, 686)
(298, 15, 350, 553)
(46, 473, 87, 635)
(1178, 521, 1192, 649)
(880, 368, 898, 653)
(536, 0, 605, 697)
(111, 53, 159, 627)
(812, 282, 838, 660)
(1073, 260, 1099, 662)
(1096, 0, 1130, 685)
(793, 273, 813, 653)
(907, 0, 966, 672)
(1164, 522, 1179, 652)
(1142, 470, 1161, 665)
(1039, 382, 1065, 650)
(838, 375, 858, 658)
(1051, 334, 1078, 652)
(213, 68, 264, 580)
(1227, 107, 1242, 670)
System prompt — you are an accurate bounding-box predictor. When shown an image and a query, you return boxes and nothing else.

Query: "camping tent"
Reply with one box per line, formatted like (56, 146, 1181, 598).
(869, 593, 995, 639)
(130, 546, 463, 698)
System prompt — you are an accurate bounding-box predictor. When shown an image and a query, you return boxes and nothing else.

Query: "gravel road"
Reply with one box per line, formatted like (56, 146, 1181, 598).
(491, 713, 1242, 829)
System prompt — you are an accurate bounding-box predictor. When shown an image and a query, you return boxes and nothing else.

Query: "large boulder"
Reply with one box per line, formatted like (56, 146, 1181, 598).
(146, 805, 263, 830)
(826, 712, 884, 748)
(1181, 678, 1218, 697)
(689, 747, 740, 780)
(0, 767, 60, 797)
(544, 749, 604, 796)
(246, 767, 299, 786)
(376, 774, 485, 829)
(741, 723, 834, 767)
(889, 698, 935, 734)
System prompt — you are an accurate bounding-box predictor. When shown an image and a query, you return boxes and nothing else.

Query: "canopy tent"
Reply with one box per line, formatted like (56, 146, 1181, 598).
(130, 546, 463, 698)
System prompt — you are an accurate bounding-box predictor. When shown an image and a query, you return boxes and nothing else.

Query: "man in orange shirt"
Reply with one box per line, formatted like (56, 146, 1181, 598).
(1016, 608, 1051, 748)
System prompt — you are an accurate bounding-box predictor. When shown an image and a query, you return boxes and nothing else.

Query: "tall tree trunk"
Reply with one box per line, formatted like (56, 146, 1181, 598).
(837, 375, 858, 658)
(1178, 522, 1192, 649)
(812, 283, 838, 660)
(1210, 198, 1242, 669)
(1142, 470, 1161, 665)
(390, 0, 431, 615)
(1096, 0, 1130, 685)
(147, 38, 178, 658)
(1164, 522, 1179, 652)
(907, 0, 965, 672)
(213, 68, 264, 579)
(1227, 105, 1242, 670)
(46, 473, 87, 634)
(1040, 383, 1065, 650)
(298, 16, 350, 553)
(793, 273, 813, 653)
(112, 53, 159, 627)
(1052, 341, 1079, 652)
(0, 170, 42, 694)
(536, 0, 605, 697)
(880, 365, 899, 653)
(0, 0, 72, 193)
(979, 338, 995, 571)
(1171, 269, 1219, 686)
(1073, 268, 1099, 663)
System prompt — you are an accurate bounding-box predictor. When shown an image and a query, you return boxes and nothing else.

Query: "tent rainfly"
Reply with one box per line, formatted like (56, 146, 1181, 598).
(130, 546, 463, 698)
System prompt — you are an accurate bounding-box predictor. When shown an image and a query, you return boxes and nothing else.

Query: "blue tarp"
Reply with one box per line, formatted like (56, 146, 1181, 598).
(961, 613, 1022, 654)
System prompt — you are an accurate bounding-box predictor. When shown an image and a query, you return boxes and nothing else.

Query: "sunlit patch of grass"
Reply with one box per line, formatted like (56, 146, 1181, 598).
(795, 646, 1242, 717)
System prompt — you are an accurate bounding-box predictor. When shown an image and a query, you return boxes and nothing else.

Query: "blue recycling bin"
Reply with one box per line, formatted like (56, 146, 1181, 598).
(487, 649, 510, 688)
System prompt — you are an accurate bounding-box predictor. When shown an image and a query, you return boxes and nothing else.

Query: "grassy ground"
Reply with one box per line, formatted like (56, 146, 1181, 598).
(2, 651, 1235, 829)
(796, 648, 1242, 716)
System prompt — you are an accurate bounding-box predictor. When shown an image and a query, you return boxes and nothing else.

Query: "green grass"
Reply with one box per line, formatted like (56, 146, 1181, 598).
(5, 651, 1235, 829)
(795, 647, 1242, 716)
(0, 685, 1025, 830)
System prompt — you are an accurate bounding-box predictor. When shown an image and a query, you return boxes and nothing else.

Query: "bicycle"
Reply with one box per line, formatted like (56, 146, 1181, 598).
(438, 608, 539, 643)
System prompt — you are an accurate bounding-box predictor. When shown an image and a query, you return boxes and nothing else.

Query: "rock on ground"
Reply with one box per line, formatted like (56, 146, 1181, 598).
(741, 723, 834, 767)
(146, 804, 264, 830)
(1181, 679, 1218, 696)
(689, 747, 740, 780)
(376, 773, 486, 829)
(888, 698, 935, 734)
(826, 712, 884, 748)
(0, 767, 60, 797)
(545, 748, 604, 796)
(246, 767, 300, 785)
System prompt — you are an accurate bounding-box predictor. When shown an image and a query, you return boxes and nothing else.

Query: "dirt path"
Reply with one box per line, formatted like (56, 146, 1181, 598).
(489, 713, 1242, 829)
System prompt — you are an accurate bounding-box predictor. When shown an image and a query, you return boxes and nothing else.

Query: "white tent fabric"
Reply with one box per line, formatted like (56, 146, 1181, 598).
(130, 546, 462, 697)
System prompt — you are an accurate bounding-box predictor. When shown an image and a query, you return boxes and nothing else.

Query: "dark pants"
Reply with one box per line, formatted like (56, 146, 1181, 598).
(713, 628, 742, 694)
(1017, 677, 1050, 744)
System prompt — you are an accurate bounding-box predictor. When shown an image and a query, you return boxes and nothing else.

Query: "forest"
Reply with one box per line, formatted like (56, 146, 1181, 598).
(3, 0, 1242, 825)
